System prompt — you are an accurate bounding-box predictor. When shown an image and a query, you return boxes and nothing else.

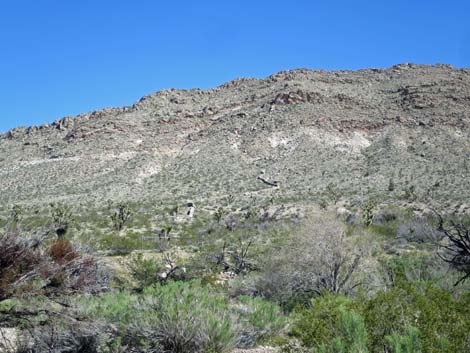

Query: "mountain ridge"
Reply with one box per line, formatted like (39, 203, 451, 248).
(3, 63, 467, 135)
(1, 63, 469, 215)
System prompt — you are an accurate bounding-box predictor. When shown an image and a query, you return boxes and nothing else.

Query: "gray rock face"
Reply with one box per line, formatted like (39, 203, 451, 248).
(0, 64, 469, 211)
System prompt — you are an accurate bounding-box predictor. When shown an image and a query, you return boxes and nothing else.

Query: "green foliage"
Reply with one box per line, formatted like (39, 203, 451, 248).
(80, 280, 236, 352)
(385, 326, 422, 353)
(290, 294, 367, 353)
(98, 230, 141, 255)
(129, 252, 187, 288)
(326, 183, 341, 204)
(362, 201, 375, 227)
(214, 207, 226, 223)
(403, 184, 417, 201)
(50, 202, 73, 237)
(128, 253, 162, 288)
(379, 253, 439, 285)
(237, 296, 287, 344)
(79, 280, 286, 352)
(288, 281, 470, 353)
(364, 282, 470, 353)
(143, 281, 236, 353)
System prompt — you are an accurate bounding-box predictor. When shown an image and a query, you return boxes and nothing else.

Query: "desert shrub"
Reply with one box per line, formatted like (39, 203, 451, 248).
(15, 322, 104, 353)
(289, 294, 368, 353)
(0, 231, 43, 300)
(128, 253, 162, 288)
(372, 209, 397, 224)
(128, 253, 187, 289)
(0, 230, 108, 301)
(287, 282, 470, 353)
(363, 282, 470, 353)
(79, 280, 286, 352)
(7, 205, 23, 232)
(98, 231, 141, 255)
(80, 280, 237, 352)
(362, 201, 375, 227)
(397, 217, 443, 243)
(437, 216, 470, 285)
(368, 209, 400, 238)
(236, 296, 286, 346)
(211, 239, 256, 275)
(48, 239, 79, 264)
(244, 215, 368, 310)
(379, 253, 444, 286)
(142, 281, 236, 353)
(385, 326, 422, 353)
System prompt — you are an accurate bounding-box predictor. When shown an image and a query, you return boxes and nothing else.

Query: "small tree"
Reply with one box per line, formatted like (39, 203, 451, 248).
(8, 204, 23, 232)
(215, 239, 254, 274)
(50, 203, 73, 238)
(436, 214, 470, 285)
(388, 178, 395, 192)
(362, 201, 375, 227)
(158, 224, 173, 240)
(213, 207, 226, 224)
(111, 203, 132, 231)
(251, 216, 366, 308)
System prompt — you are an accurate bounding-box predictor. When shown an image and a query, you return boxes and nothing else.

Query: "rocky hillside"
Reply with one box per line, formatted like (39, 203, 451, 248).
(1, 63, 469, 213)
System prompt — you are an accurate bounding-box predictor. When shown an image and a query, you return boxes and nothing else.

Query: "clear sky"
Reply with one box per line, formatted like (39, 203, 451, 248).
(1, 0, 469, 132)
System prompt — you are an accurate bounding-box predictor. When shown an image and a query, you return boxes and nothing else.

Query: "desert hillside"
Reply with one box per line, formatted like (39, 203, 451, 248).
(2, 64, 470, 353)
(1, 63, 469, 215)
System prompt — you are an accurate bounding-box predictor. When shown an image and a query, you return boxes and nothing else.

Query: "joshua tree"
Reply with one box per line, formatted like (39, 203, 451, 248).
(111, 202, 132, 231)
(362, 201, 375, 227)
(388, 177, 395, 192)
(8, 204, 23, 232)
(50, 203, 73, 238)
(213, 207, 226, 224)
(157, 224, 173, 240)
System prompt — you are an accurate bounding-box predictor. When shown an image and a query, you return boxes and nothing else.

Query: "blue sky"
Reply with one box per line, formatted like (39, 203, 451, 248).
(1, 0, 469, 132)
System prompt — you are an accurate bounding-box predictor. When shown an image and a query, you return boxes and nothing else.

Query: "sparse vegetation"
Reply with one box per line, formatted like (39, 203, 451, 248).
(1, 65, 470, 352)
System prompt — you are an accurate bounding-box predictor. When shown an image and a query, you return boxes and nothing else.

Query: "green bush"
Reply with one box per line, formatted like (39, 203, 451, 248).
(79, 280, 285, 352)
(237, 295, 287, 345)
(363, 282, 470, 353)
(98, 231, 141, 255)
(141, 281, 237, 353)
(128, 253, 163, 288)
(287, 282, 470, 353)
(379, 253, 440, 285)
(385, 326, 422, 353)
(80, 280, 235, 352)
(289, 294, 368, 353)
